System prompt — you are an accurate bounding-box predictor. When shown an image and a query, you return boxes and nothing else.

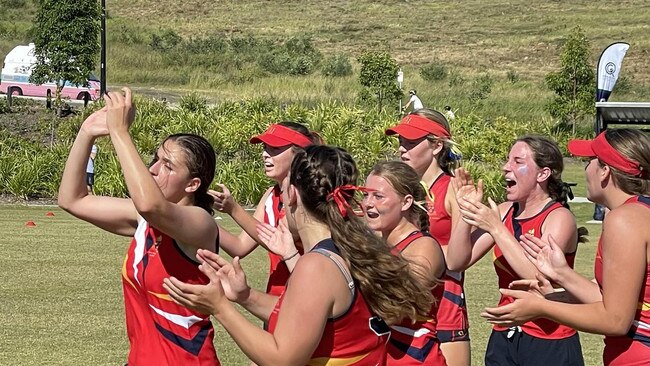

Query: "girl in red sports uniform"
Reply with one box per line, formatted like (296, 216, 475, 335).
(446, 135, 584, 365)
(212, 122, 320, 296)
(483, 129, 650, 366)
(164, 145, 434, 365)
(58, 88, 221, 365)
(385, 109, 469, 366)
(363, 161, 447, 365)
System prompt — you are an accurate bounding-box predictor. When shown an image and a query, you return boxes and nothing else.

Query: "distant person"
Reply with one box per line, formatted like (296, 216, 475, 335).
(86, 144, 97, 194)
(444, 106, 456, 120)
(404, 89, 424, 112)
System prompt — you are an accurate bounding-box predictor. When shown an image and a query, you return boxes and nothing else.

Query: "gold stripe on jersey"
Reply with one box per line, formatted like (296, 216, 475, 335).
(638, 301, 650, 312)
(492, 254, 515, 277)
(149, 291, 173, 301)
(122, 255, 139, 292)
(308, 352, 370, 366)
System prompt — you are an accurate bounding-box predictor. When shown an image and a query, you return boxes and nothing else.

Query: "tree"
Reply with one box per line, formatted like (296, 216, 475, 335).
(357, 51, 402, 111)
(545, 26, 595, 133)
(30, 0, 100, 111)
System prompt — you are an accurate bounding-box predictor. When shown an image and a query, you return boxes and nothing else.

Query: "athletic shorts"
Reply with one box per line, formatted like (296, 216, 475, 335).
(437, 329, 470, 343)
(485, 328, 584, 366)
(86, 172, 95, 187)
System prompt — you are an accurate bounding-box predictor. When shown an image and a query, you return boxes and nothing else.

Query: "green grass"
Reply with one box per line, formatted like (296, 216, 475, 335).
(0, 162, 605, 366)
(2, 0, 649, 121)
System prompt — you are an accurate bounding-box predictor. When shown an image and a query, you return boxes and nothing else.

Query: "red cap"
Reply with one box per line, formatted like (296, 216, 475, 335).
(568, 132, 643, 176)
(249, 124, 312, 148)
(385, 114, 451, 140)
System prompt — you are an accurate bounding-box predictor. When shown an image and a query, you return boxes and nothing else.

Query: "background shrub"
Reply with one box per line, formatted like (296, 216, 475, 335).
(420, 62, 448, 82)
(0, 96, 588, 204)
(321, 54, 353, 77)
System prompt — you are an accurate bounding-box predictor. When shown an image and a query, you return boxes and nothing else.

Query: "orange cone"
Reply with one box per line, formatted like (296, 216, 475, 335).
(25, 221, 36, 227)
(45, 212, 55, 217)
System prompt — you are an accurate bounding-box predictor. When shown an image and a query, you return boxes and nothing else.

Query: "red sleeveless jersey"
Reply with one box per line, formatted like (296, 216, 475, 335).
(426, 174, 469, 332)
(387, 231, 447, 365)
(122, 218, 219, 365)
(267, 239, 388, 366)
(494, 201, 577, 339)
(263, 185, 303, 296)
(596, 196, 650, 365)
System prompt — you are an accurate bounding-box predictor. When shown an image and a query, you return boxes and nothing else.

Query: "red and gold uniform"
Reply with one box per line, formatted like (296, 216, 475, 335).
(426, 174, 470, 340)
(494, 201, 577, 339)
(597, 196, 650, 366)
(122, 217, 219, 366)
(387, 231, 447, 365)
(262, 185, 290, 296)
(268, 239, 389, 366)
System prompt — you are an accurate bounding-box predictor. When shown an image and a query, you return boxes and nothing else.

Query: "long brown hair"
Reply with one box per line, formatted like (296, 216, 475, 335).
(290, 146, 433, 324)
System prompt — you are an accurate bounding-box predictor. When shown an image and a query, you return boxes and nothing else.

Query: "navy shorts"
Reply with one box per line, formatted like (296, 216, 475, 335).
(437, 329, 470, 343)
(485, 328, 584, 366)
(86, 172, 94, 187)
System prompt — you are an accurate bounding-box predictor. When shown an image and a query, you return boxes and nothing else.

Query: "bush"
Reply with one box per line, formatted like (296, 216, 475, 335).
(468, 74, 493, 103)
(506, 69, 520, 83)
(1, 0, 26, 8)
(420, 62, 448, 82)
(150, 29, 182, 51)
(0, 96, 588, 204)
(179, 92, 208, 113)
(0, 98, 9, 114)
(448, 70, 466, 87)
(321, 54, 353, 77)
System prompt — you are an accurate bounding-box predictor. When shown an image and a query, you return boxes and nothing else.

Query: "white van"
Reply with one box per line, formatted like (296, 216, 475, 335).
(0, 43, 100, 101)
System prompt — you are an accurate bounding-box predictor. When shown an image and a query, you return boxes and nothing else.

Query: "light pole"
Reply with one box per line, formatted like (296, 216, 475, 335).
(100, 0, 106, 97)
(397, 68, 404, 113)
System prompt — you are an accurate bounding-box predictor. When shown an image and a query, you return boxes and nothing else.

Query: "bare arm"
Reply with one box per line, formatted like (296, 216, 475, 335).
(445, 169, 495, 271)
(216, 186, 272, 258)
(58, 108, 138, 236)
(165, 252, 342, 366)
(105, 89, 217, 251)
(401, 236, 446, 286)
(484, 205, 647, 335)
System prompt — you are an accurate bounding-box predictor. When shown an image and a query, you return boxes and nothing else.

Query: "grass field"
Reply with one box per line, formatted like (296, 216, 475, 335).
(1, 0, 649, 119)
(0, 159, 607, 365)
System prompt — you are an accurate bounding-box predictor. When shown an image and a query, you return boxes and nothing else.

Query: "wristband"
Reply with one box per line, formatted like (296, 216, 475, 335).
(282, 251, 299, 262)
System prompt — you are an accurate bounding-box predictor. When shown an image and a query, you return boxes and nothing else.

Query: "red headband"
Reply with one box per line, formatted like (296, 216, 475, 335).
(385, 114, 451, 140)
(568, 132, 643, 176)
(327, 185, 374, 218)
(249, 124, 312, 148)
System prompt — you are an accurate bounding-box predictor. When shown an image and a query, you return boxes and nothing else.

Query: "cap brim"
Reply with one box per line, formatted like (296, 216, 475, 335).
(249, 134, 291, 147)
(385, 124, 428, 140)
(567, 139, 596, 157)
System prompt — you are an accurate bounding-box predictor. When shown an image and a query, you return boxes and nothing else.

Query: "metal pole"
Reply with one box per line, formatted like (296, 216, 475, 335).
(100, 0, 107, 97)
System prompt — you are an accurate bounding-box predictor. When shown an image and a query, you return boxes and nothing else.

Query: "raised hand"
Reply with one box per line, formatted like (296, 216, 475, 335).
(481, 288, 543, 327)
(257, 217, 298, 259)
(458, 196, 501, 233)
(80, 107, 109, 137)
(209, 184, 235, 214)
(104, 87, 136, 134)
(451, 167, 484, 203)
(520, 234, 569, 283)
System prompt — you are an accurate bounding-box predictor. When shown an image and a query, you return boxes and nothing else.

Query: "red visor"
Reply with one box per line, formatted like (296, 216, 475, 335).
(385, 114, 451, 140)
(249, 124, 312, 148)
(568, 132, 642, 176)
